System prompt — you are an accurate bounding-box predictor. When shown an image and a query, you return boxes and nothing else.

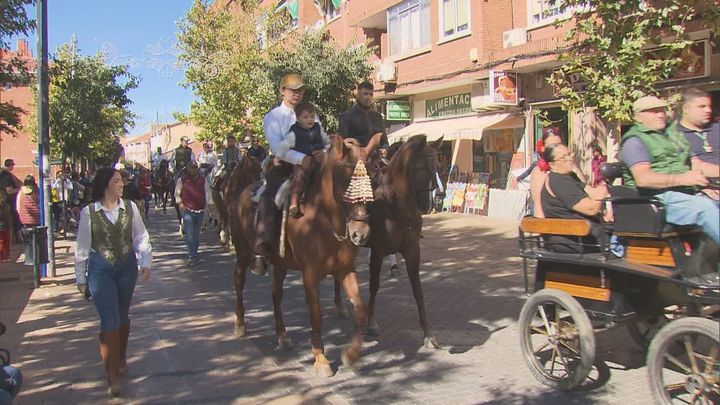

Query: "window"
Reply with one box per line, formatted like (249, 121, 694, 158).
(387, 0, 430, 57)
(439, 0, 470, 39)
(324, 0, 341, 20)
(528, 0, 570, 26)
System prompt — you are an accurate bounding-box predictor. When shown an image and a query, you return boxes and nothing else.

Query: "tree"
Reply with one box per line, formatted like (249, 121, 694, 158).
(176, 0, 376, 143)
(0, 0, 34, 137)
(29, 39, 139, 165)
(549, 0, 720, 123)
(176, 0, 275, 144)
(266, 29, 375, 134)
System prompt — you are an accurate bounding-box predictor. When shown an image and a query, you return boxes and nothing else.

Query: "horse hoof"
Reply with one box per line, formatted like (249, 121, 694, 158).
(277, 336, 294, 350)
(424, 336, 441, 349)
(314, 362, 334, 378)
(367, 319, 380, 336)
(336, 305, 350, 319)
(234, 324, 247, 337)
(341, 347, 359, 369)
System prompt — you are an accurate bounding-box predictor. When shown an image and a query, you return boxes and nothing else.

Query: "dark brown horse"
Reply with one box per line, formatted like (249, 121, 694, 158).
(152, 160, 173, 213)
(365, 135, 443, 348)
(211, 157, 262, 248)
(230, 134, 382, 377)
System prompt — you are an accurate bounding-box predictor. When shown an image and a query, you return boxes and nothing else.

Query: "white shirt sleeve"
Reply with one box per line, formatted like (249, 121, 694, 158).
(175, 179, 184, 205)
(130, 201, 152, 269)
(74, 206, 91, 284)
(205, 178, 212, 206)
(264, 110, 306, 165)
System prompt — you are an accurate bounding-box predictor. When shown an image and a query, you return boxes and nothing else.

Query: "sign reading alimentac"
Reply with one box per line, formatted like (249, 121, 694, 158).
(425, 92, 472, 118)
(386, 100, 411, 121)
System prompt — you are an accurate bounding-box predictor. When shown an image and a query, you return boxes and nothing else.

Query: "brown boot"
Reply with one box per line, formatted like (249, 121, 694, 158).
(99, 331, 122, 397)
(118, 322, 130, 375)
(289, 193, 303, 218)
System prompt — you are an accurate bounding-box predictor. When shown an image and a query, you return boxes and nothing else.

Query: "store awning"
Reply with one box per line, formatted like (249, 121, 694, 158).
(387, 112, 521, 144)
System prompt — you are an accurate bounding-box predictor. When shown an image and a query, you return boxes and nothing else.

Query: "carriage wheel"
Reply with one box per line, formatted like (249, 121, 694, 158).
(519, 289, 595, 391)
(647, 317, 720, 404)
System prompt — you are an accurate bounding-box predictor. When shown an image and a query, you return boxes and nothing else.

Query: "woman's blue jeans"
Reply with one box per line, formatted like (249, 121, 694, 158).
(87, 251, 138, 332)
(182, 210, 204, 259)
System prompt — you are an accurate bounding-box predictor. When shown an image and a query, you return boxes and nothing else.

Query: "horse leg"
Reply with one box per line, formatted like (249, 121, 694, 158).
(304, 280, 332, 377)
(234, 247, 250, 337)
(334, 280, 349, 319)
(403, 245, 441, 349)
(367, 249, 383, 336)
(340, 271, 367, 369)
(272, 266, 293, 350)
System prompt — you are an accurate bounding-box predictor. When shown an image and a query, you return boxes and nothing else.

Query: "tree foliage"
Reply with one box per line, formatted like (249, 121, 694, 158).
(550, 0, 720, 123)
(266, 29, 375, 134)
(176, 0, 375, 143)
(29, 40, 139, 164)
(0, 0, 34, 137)
(176, 0, 274, 144)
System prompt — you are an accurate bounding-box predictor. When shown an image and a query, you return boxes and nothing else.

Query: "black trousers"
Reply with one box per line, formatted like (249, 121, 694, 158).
(254, 161, 293, 253)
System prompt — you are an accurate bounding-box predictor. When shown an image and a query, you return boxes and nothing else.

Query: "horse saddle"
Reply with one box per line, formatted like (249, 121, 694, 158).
(250, 179, 292, 210)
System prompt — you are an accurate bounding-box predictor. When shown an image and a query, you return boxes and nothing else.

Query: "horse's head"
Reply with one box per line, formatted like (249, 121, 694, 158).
(326, 133, 383, 246)
(391, 135, 443, 213)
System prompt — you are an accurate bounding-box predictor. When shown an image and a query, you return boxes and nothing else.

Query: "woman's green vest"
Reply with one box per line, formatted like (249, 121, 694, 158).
(89, 199, 133, 264)
(621, 123, 690, 187)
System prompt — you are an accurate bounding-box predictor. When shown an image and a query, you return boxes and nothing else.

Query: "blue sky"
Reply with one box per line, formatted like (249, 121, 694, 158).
(15, 0, 196, 136)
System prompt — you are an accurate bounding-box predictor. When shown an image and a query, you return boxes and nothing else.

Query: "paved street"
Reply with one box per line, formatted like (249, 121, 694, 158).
(1, 211, 656, 404)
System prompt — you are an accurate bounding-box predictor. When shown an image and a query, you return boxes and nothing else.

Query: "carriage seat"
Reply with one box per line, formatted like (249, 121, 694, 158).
(519, 217, 598, 255)
(601, 163, 702, 238)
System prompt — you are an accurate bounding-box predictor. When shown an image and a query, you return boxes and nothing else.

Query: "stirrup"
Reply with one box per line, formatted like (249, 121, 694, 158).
(289, 205, 303, 218)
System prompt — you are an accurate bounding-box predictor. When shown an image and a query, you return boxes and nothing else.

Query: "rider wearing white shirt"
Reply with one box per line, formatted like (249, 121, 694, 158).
(151, 147, 166, 171)
(252, 73, 313, 276)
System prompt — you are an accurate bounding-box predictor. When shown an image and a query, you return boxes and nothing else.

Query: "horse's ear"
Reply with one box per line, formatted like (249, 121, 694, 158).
(430, 136, 444, 151)
(330, 135, 345, 156)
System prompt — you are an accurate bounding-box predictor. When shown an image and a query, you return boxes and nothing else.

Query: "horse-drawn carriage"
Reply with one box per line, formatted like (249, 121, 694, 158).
(517, 164, 719, 403)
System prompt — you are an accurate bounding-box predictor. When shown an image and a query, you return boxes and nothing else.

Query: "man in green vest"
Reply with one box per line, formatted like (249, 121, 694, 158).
(619, 95, 719, 244)
(171, 136, 195, 180)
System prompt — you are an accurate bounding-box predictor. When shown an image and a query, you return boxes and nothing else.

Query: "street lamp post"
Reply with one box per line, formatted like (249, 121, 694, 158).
(36, 0, 55, 277)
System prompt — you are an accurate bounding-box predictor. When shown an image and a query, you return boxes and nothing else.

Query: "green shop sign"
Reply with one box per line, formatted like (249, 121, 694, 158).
(386, 100, 411, 121)
(425, 92, 472, 118)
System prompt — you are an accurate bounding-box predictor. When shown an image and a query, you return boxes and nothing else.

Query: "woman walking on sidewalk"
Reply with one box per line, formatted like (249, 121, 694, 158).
(17, 175, 40, 266)
(74, 168, 152, 397)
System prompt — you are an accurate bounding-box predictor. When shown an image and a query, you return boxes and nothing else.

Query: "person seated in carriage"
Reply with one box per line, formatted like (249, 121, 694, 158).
(619, 95, 719, 245)
(540, 143, 611, 253)
(281, 101, 329, 218)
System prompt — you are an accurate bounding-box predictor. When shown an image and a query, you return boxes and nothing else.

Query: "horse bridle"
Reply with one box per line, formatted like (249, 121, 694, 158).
(322, 159, 371, 242)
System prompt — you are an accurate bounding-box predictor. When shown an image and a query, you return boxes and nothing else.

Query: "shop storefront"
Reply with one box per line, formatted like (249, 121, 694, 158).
(386, 78, 528, 219)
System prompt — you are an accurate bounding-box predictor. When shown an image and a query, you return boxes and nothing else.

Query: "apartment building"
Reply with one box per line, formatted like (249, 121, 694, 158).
(0, 39, 36, 180)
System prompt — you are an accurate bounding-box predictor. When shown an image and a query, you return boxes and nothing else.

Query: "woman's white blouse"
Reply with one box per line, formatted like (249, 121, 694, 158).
(74, 200, 153, 284)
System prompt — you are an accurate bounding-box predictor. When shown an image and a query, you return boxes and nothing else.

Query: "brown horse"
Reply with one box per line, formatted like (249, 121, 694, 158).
(211, 157, 263, 248)
(365, 135, 443, 348)
(230, 134, 382, 377)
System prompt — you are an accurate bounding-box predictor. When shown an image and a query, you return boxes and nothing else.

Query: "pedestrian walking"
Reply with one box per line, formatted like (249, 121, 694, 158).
(175, 161, 210, 267)
(74, 168, 152, 397)
(0, 159, 22, 243)
(0, 190, 10, 262)
(590, 144, 607, 187)
(16, 175, 41, 265)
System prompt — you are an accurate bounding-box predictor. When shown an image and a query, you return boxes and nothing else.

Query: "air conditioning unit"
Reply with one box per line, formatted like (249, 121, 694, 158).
(470, 81, 503, 111)
(376, 60, 397, 83)
(503, 28, 527, 49)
